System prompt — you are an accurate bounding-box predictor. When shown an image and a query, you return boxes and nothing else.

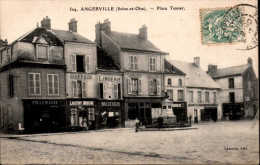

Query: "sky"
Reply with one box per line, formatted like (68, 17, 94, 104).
(0, 0, 258, 76)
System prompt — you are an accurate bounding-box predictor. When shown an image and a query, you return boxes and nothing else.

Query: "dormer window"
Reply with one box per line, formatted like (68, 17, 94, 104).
(36, 44, 48, 59)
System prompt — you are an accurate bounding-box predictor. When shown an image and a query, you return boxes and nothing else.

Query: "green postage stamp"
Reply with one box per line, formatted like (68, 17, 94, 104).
(200, 7, 244, 45)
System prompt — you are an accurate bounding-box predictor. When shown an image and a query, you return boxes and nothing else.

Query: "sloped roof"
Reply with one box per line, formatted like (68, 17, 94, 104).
(51, 29, 94, 44)
(105, 31, 167, 54)
(168, 60, 220, 89)
(18, 28, 94, 45)
(210, 64, 249, 78)
(164, 59, 185, 75)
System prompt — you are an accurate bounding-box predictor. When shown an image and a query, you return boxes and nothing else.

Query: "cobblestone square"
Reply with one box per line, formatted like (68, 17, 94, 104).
(1, 120, 259, 164)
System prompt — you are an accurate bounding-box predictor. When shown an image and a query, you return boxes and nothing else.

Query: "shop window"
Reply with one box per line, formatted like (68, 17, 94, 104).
(28, 73, 41, 96)
(47, 74, 59, 96)
(229, 78, 234, 88)
(167, 89, 173, 100)
(149, 56, 156, 72)
(205, 91, 209, 103)
(229, 92, 235, 103)
(189, 91, 194, 103)
(177, 90, 184, 101)
(88, 108, 95, 121)
(128, 103, 138, 120)
(129, 56, 138, 70)
(37, 45, 48, 59)
(197, 91, 202, 103)
(167, 78, 172, 86)
(118, 84, 121, 99)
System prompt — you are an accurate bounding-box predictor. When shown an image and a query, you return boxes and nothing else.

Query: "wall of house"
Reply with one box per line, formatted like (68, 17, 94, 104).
(123, 72, 163, 97)
(64, 42, 97, 73)
(0, 47, 11, 67)
(215, 76, 243, 103)
(0, 67, 66, 130)
(12, 41, 64, 64)
(96, 72, 123, 99)
(164, 74, 185, 101)
(121, 51, 164, 72)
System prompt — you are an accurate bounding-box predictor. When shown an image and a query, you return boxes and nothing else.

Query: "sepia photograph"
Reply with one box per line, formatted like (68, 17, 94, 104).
(0, 0, 258, 164)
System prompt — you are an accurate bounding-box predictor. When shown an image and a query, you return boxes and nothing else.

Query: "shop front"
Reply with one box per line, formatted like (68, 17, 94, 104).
(23, 99, 66, 133)
(172, 102, 187, 123)
(201, 105, 218, 121)
(223, 103, 244, 120)
(125, 97, 163, 126)
(96, 100, 124, 128)
(68, 100, 96, 130)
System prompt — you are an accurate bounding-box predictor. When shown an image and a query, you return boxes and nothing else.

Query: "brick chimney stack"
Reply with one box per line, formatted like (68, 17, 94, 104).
(193, 57, 200, 67)
(208, 64, 218, 75)
(95, 19, 111, 46)
(68, 18, 78, 32)
(138, 25, 147, 40)
(41, 16, 51, 29)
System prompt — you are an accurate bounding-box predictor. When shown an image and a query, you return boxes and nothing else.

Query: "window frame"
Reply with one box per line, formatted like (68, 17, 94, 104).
(36, 44, 49, 60)
(167, 78, 172, 86)
(178, 79, 183, 87)
(167, 89, 173, 100)
(189, 91, 194, 103)
(213, 92, 217, 104)
(205, 91, 210, 103)
(197, 91, 202, 103)
(129, 55, 138, 70)
(47, 74, 59, 96)
(149, 56, 156, 72)
(228, 78, 235, 89)
(177, 89, 184, 101)
(28, 72, 41, 96)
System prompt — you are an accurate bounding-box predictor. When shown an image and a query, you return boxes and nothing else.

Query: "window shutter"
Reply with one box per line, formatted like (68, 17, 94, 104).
(127, 78, 132, 94)
(114, 84, 118, 99)
(85, 56, 89, 73)
(71, 54, 76, 72)
(35, 74, 41, 95)
(54, 75, 59, 95)
(128, 56, 131, 70)
(157, 79, 161, 96)
(99, 83, 103, 99)
(134, 56, 138, 70)
(138, 79, 141, 95)
(148, 80, 152, 95)
(47, 75, 51, 95)
(82, 81, 87, 98)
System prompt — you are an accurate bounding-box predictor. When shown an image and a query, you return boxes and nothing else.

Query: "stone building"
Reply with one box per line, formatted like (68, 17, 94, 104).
(95, 19, 168, 127)
(167, 57, 221, 123)
(163, 59, 187, 123)
(208, 58, 258, 119)
(0, 17, 67, 132)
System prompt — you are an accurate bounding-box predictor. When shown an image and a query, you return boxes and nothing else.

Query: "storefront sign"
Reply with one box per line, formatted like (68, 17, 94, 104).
(98, 75, 121, 83)
(172, 103, 184, 108)
(70, 101, 94, 106)
(30, 100, 65, 105)
(70, 74, 92, 80)
(101, 101, 120, 107)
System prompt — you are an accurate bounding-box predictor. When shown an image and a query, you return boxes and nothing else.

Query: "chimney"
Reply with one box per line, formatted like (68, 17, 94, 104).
(101, 19, 111, 34)
(4, 39, 8, 45)
(208, 64, 218, 75)
(248, 57, 253, 66)
(95, 19, 111, 46)
(41, 16, 51, 29)
(193, 57, 200, 67)
(138, 25, 147, 40)
(68, 18, 77, 32)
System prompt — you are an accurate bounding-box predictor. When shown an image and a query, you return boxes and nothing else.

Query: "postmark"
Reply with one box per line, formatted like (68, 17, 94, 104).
(200, 4, 258, 50)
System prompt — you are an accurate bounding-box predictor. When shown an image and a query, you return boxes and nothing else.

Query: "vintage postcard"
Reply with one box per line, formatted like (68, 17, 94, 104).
(0, 0, 258, 164)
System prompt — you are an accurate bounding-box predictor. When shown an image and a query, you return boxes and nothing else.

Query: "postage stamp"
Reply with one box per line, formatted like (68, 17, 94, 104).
(200, 4, 258, 49)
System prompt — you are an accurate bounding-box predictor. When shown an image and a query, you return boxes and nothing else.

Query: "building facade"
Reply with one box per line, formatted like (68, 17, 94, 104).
(0, 21, 67, 132)
(163, 60, 187, 123)
(208, 58, 258, 119)
(95, 20, 168, 127)
(167, 57, 221, 123)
